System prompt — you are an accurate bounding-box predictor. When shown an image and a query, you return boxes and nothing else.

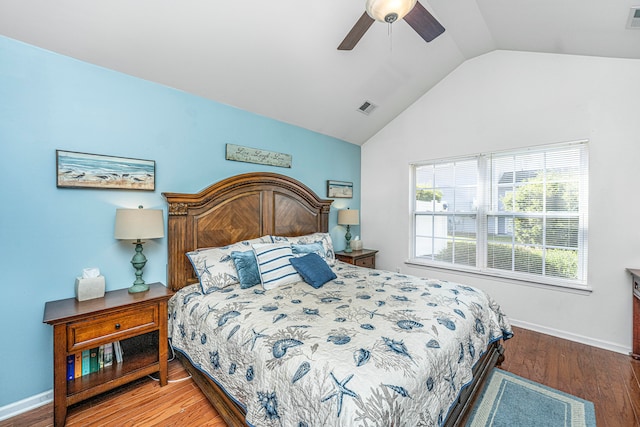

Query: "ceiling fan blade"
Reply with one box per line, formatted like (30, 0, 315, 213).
(338, 12, 375, 50)
(403, 1, 445, 43)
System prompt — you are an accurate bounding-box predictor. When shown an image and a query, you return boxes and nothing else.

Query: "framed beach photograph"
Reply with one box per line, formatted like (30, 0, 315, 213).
(56, 150, 155, 191)
(327, 180, 353, 198)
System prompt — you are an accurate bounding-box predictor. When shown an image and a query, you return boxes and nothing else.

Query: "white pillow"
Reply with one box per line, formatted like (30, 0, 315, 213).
(271, 232, 336, 266)
(187, 236, 272, 293)
(252, 242, 302, 290)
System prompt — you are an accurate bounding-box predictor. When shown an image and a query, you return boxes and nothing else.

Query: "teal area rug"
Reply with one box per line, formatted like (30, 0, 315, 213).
(466, 369, 596, 427)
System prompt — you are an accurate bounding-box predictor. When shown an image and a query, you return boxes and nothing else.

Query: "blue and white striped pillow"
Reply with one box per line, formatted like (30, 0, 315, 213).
(252, 243, 302, 290)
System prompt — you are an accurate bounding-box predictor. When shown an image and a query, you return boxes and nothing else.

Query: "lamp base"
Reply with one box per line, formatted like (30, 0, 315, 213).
(128, 283, 149, 293)
(344, 225, 353, 253)
(129, 240, 149, 293)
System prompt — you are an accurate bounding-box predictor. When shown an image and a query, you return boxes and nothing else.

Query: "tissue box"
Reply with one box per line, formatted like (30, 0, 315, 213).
(352, 240, 363, 250)
(75, 276, 105, 301)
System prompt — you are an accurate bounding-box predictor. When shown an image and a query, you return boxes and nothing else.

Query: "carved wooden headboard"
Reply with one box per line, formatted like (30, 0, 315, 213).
(162, 172, 333, 291)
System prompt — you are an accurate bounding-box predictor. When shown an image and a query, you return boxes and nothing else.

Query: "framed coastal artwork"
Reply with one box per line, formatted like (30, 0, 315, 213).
(327, 180, 353, 198)
(56, 150, 156, 191)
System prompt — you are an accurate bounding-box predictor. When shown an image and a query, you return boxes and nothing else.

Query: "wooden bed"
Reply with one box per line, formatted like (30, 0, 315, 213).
(162, 172, 504, 427)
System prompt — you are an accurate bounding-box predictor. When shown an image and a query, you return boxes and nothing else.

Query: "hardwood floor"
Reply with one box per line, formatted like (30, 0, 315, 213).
(500, 327, 640, 427)
(2, 326, 639, 426)
(0, 358, 225, 427)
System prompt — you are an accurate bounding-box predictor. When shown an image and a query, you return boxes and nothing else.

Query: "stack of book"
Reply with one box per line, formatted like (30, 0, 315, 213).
(66, 341, 124, 380)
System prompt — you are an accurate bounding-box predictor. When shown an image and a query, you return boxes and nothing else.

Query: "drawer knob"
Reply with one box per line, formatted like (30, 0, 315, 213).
(115, 323, 121, 330)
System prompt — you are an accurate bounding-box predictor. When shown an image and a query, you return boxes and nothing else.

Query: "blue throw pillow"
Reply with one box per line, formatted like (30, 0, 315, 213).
(289, 253, 337, 289)
(230, 250, 261, 289)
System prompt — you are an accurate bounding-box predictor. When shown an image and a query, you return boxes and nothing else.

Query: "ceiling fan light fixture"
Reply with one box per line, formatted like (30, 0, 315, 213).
(366, 0, 417, 23)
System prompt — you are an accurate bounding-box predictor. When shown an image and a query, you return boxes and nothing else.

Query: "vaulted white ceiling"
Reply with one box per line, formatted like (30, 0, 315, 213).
(1, 0, 639, 145)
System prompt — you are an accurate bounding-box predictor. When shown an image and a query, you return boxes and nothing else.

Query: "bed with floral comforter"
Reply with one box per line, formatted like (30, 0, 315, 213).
(168, 262, 512, 427)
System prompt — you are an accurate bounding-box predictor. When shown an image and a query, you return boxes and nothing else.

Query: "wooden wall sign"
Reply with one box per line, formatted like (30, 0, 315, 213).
(225, 144, 291, 168)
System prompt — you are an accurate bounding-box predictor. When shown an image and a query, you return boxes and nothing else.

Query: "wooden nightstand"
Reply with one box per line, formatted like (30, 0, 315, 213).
(335, 249, 378, 269)
(43, 283, 173, 427)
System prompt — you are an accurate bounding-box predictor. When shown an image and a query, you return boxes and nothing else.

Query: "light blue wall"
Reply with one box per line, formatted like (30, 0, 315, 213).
(0, 35, 360, 407)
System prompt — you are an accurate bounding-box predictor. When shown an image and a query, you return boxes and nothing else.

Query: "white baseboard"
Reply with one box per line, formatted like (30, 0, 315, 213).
(0, 390, 52, 422)
(510, 319, 631, 355)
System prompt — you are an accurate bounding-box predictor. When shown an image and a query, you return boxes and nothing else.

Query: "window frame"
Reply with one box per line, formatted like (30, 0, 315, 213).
(409, 141, 589, 291)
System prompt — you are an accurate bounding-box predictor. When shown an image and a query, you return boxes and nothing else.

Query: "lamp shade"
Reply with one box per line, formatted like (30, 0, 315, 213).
(338, 209, 360, 226)
(366, 0, 417, 23)
(114, 207, 164, 240)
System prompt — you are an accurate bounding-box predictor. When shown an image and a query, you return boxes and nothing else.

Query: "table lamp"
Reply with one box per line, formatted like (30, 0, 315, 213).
(338, 209, 359, 253)
(114, 206, 164, 293)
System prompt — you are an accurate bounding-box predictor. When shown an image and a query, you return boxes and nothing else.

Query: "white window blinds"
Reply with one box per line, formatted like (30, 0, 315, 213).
(412, 141, 588, 287)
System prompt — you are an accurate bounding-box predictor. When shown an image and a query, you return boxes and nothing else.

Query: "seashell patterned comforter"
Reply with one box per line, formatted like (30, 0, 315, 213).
(168, 262, 513, 427)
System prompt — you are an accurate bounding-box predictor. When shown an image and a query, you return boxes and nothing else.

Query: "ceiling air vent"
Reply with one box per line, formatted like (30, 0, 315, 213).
(357, 100, 377, 115)
(627, 7, 640, 29)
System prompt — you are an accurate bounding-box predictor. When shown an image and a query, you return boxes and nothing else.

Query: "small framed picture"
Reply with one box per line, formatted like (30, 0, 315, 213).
(327, 180, 353, 198)
(56, 150, 155, 191)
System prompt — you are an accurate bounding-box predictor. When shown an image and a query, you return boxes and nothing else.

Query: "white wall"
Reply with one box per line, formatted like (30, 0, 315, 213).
(361, 50, 640, 353)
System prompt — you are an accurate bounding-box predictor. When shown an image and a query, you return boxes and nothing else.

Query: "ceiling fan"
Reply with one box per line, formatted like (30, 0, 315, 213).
(338, 0, 445, 50)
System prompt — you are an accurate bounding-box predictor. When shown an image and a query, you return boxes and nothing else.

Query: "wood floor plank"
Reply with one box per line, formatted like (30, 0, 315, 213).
(571, 341, 597, 399)
(587, 344, 618, 426)
(150, 399, 224, 427)
(119, 383, 213, 426)
(2, 327, 639, 426)
(554, 331, 573, 395)
(530, 331, 552, 385)
(615, 352, 640, 426)
(69, 380, 195, 426)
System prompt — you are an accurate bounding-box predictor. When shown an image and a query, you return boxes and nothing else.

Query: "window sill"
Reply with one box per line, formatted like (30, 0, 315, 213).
(404, 259, 593, 295)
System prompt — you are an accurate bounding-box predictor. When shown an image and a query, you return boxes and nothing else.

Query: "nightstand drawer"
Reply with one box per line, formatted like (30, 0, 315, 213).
(355, 256, 374, 268)
(336, 249, 378, 269)
(67, 305, 158, 351)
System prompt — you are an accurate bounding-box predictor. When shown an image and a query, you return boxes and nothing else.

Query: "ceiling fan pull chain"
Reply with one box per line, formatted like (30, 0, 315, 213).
(388, 22, 393, 53)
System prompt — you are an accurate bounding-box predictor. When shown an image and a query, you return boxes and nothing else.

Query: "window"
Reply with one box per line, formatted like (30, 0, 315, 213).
(411, 141, 588, 288)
